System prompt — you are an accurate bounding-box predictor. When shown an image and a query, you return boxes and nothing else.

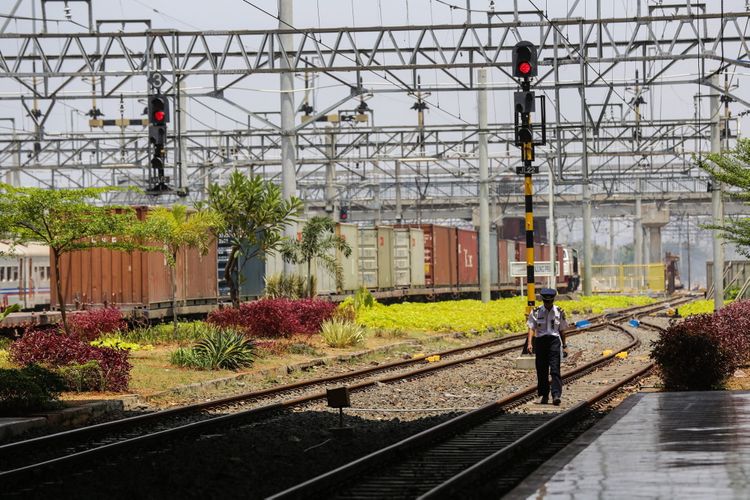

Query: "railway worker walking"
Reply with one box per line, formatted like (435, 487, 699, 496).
(526, 288, 570, 405)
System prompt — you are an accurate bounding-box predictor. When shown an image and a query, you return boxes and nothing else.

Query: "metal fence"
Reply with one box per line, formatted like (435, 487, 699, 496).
(590, 264, 665, 293)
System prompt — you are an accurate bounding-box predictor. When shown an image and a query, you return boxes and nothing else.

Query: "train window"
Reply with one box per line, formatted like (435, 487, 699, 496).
(12, 267, 18, 281)
(47, 266, 51, 278)
(0, 267, 4, 281)
(39, 267, 45, 279)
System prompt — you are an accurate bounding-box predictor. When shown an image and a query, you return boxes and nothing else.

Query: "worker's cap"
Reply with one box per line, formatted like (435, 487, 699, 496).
(540, 288, 557, 300)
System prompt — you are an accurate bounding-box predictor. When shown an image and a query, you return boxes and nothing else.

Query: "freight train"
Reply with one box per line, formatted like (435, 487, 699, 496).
(223, 222, 580, 301)
(2, 220, 579, 314)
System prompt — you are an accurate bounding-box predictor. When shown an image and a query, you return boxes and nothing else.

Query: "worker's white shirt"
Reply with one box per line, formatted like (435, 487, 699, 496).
(527, 304, 568, 337)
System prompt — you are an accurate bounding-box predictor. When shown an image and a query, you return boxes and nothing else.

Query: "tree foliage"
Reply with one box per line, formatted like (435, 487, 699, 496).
(0, 184, 142, 333)
(698, 139, 750, 257)
(198, 171, 302, 307)
(138, 205, 222, 333)
(280, 216, 352, 297)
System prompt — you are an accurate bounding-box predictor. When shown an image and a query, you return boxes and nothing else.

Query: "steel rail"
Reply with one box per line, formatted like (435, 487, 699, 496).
(268, 315, 671, 499)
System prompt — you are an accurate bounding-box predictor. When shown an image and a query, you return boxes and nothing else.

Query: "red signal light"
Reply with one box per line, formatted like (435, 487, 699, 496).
(154, 110, 165, 123)
(518, 61, 532, 75)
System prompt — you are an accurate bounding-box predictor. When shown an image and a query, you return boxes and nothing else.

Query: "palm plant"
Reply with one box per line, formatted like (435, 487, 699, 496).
(139, 205, 222, 335)
(280, 216, 352, 298)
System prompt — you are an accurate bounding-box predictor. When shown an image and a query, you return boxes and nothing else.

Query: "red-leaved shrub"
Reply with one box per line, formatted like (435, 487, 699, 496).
(68, 308, 126, 341)
(207, 298, 336, 338)
(651, 311, 743, 390)
(207, 306, 249, 333)
(240, 299, 302, 338)
(9, 330, 131, 391)
(295, 299, 337, 335)
(714, 299, 750, 365)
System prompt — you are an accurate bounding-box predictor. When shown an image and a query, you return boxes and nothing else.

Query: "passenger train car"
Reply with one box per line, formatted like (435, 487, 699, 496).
(0, 243, 51, 310)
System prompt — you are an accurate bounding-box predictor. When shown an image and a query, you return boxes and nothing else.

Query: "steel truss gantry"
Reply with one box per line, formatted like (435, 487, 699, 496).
(0, 1, 749, 223)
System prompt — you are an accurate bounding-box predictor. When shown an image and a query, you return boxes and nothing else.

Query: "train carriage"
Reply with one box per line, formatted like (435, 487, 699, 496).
(0, 242, 51, 311)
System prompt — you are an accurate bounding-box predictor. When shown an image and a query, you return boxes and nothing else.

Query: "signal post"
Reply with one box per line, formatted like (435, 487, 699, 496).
(511, 42, 547, 327)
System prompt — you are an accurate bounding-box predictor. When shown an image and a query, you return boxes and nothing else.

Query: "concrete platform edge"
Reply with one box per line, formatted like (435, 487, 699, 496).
(0, 399, 129, 444)
(504, 392, 646, 499)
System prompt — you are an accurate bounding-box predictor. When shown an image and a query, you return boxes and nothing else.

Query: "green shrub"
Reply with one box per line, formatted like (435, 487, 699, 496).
(725, 287, 741, 301)
(125, 321, 212, 346)
(170, 347, 213, 370)
(91, 337, 153, 351)
(57, 360, 105, 392)
(354, 287, 375, 310)
(264, 273, 306, 299)
(333, 301, 357, 322)
(194, 329, 255, 370)
(170, 327, 255, 370)
(320, 319, 366, 348)
(0, 364, 66, 416)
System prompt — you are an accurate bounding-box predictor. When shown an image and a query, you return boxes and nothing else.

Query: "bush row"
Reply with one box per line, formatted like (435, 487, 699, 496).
(10, 330, 131, 391)
(0, 365, 66, 416)
(207, 298, 336, 338)
(651, 299, 750, 390)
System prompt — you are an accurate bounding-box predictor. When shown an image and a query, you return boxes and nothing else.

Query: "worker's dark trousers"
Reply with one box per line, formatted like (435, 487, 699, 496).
(534, 336, 562, 399)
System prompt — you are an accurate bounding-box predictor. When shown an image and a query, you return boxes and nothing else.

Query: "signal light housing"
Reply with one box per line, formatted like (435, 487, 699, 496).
(148, 95, 169, 126)
(512, 41, 538, 79)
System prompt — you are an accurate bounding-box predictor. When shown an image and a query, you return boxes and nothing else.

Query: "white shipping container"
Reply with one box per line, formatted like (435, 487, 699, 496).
(359, 228, 378, 288)
(394, 229, 411, 287)
(336, 223, 360, 292)
(409, 228, 426, 287)
(377, 226, 395, 289)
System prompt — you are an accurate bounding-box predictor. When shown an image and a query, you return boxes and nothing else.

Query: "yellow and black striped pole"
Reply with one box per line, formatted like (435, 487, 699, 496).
(518, 76, 536, 316)
(523, 143, 535, 316)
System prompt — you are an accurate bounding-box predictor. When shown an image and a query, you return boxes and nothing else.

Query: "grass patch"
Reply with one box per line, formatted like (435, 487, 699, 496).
(678, 299, 732, 317)
(357, 295, 656, 334)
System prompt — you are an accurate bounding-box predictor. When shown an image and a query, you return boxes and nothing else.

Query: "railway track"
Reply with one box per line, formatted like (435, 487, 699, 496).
(268, 314, 673, 499)
(0, 296, 690, 489)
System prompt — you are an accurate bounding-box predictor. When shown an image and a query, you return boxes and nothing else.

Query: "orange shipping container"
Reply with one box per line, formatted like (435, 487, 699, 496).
(50, 206, 217, 311)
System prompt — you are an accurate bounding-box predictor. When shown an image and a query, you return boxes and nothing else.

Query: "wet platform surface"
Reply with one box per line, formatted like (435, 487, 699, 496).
(507, 391, 750, 499)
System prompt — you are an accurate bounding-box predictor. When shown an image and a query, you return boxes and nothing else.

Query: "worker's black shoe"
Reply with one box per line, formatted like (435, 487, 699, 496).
(539, 396, 549, 404)
(552, 397, 561, 406)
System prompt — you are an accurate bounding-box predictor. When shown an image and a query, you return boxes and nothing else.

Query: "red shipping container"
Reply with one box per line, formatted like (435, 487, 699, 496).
(395, 224, 457, 287)
(445, 227, 459, 287)
(497, 239, 511, 285)
(457, 228, 478, 286)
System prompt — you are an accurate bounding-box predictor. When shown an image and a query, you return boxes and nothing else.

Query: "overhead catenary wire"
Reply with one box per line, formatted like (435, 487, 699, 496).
(0, 13, 87, 30)
(234, 0, 473, 126)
